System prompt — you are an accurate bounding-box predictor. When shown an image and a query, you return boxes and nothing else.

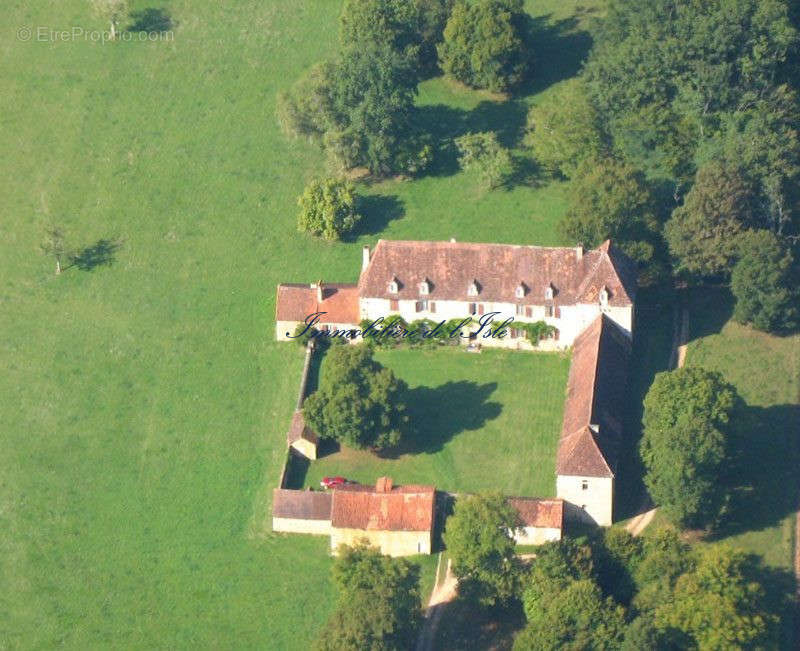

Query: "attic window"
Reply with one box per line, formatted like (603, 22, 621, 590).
(515, 282, 526, 299)
(467, 280, 479, 297)
(599, 286, 609, 306)
(388, 277, 399, 294)
(419, 279, 430, 295)
(545, 284, 554, 300)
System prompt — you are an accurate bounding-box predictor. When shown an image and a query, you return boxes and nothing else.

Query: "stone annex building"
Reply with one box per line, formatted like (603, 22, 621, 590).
(272, 239, 635, 553)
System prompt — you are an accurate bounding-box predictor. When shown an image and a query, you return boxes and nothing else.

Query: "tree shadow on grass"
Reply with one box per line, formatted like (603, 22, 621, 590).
(709, 403, 800, 538)
(379, 380, 502, 458)
(518, 12, 595, 97)
(417, 100, 534, 182)
(687, 286, 734, 341)
(68, 238, 122, 271)
(128, 8, 174, 32)
(347, 194, 404, 240)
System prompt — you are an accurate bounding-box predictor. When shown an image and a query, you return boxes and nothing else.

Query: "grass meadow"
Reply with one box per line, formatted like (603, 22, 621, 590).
(303, 348, 571, 496)
(0, 0, 598, 646)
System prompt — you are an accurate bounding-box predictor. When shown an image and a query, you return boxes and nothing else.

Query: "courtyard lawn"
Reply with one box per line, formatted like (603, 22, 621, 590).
(303, 348, 571, 497)
(1, 0, 598, 647)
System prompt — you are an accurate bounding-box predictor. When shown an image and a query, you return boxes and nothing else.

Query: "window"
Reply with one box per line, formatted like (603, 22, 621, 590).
(510, 328, 520, 338)
(515, 283, 526, 298)
(390, 299, 399, 310)
(545, 285, 554, 300)
(581, 480, 588, 491)
(477, 304, 485, 315)
(545, 305, 554, 317)
(516, 304, 524, 316)
(416, 300, 427, 313)
(599, 287, 609, 306)
(388, 278, 399, 293)
(525, 306, 533, 318)
(469, 302, 477, 315)
(419, 279, 430, 295)
(467, 280, 479, 296)
(429, 301, 436, 313)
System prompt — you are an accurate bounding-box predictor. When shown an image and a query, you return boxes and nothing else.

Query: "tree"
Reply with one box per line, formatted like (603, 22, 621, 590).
(559, 157, 662, 275)
(438, 0, 529, 93)
(664, 161, 757, 279)
(641, 367, 739, 528)
(277, 42, 430, 176)
(584, 0, 798, 183)
(297, 178, 362, 241)
(454, 131, 514, 189)
(731, 229, 799, 333)
(519, 541, 626, 651)
(443, 493, 522, 607)
(41, 226, 67, 275)
(515, 579, 626, 651)
(303, 345, 411, 450)
(631, 525, 692, 613)
(339, 0, 453, 76)
(315, 542, 422, 651)
(655, 546, 774, 650)
(524, 78, 606, 178)
(90, 0, 129, 40)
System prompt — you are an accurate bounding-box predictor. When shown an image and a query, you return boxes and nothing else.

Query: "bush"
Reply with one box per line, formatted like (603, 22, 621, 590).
(438, 0, 529, 93)
(297, 178, 362, 241)
(455, 131, 514, 189)
(731, 229, 799, 333)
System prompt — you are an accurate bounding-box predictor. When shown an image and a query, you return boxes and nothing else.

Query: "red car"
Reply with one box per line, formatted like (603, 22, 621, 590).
(320, 476, 347, 489)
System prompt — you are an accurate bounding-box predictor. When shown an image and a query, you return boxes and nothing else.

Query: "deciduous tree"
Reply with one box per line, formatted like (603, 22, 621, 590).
(438, 0, 529, 93)
(731, 229, 799, 333)
(315, 542, 422, 651)
(89, 0, 128, 40)
(303, 345, 411, 450)
(454, 131, 513, 189)
(443, 493, 522, 607)
(297, 178, 362, 241)
(664, 161, 756, 279)
(640, 367, 739, 528)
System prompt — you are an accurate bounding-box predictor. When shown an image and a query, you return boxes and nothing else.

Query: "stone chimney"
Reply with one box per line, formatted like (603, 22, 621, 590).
(362, 245, 370, 271)
(316, 280, 323, 302)
(376, 476, 393, 493)
(575, 245, 584, 261)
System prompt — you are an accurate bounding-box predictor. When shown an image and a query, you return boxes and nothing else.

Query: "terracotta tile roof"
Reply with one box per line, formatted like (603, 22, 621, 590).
(330, 481, 435, 532)
(557, 314, 631, 478)
(275, 283, 360, 324)
(358, 239, 635, 307)
(286, 410, 319, 446)
(507, 497, 564, 529)
(272, 489, 332, 520)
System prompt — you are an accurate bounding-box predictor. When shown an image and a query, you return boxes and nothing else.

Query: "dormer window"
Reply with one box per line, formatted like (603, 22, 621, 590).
(599, 286, 609, 306)
(515, 282, 527, 299)
(419, 278, 430, 295)
(467, 280, 480, 297)
(545, 283, 554, 300)
(388, 277, 399, 294)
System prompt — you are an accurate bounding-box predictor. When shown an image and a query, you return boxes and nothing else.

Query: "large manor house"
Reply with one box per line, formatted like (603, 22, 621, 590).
(273, 239, 636, 555)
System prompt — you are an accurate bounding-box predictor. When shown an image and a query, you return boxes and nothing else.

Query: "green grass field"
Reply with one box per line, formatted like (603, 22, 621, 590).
(302, 348, 571, 496)
(0, 0, 597, 646)
(684, 289, 799, 570)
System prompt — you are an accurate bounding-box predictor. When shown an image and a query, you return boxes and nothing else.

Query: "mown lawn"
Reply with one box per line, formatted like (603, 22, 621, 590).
(303, 347, 571, 497)
(0, 0, 595, 647)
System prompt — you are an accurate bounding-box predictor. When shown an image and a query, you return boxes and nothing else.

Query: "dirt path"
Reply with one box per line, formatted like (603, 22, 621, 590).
(625, 508, 658, 536)
(416, 555, 458, 651)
